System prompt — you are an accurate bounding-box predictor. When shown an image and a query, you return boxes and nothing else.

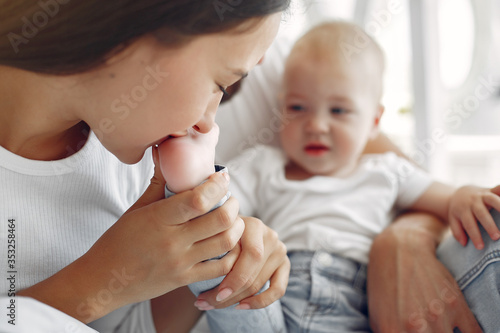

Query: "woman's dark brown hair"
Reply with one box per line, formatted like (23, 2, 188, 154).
(0, 0, 290, 75)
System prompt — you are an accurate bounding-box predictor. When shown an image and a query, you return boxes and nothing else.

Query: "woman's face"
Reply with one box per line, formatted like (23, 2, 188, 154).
(80, 14, 281, 164)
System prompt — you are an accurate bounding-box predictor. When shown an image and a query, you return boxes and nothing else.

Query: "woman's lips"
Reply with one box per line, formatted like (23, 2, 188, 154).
(153, 133, 187, 147)
(152, 136, 169, 147)
(304, 143, 330, 156)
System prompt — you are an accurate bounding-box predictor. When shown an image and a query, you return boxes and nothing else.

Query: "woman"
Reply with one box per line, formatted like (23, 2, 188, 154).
(0, 1, 291, 332)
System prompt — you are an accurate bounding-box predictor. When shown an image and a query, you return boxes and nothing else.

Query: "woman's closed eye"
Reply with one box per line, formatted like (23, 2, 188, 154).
(218, 85, 230, 97)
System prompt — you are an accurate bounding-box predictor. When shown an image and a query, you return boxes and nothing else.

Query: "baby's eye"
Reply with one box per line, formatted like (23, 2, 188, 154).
(287, 104, 305, 112)
(330, 107, 348, 114)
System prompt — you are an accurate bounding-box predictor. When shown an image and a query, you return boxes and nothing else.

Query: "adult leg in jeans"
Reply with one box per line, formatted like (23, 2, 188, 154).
(437, 209, 500, 333)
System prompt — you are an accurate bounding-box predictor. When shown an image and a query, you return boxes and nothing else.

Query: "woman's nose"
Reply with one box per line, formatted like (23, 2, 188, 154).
(193, 102, 218, 134)
(193, 114, 214, 133)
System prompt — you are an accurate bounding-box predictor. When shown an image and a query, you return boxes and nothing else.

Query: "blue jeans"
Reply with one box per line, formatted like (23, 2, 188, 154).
(438, 209, 500, 333)
(189, 279, 285, 333)
(281, 251, 371, 333)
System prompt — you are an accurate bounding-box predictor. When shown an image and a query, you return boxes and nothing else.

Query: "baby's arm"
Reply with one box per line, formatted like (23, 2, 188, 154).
(409, 182, 454, 222)
(157, 125, 220, 193)
(411, 182, 500, 249)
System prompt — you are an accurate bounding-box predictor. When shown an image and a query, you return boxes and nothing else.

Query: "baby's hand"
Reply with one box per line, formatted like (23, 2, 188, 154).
(448, 185, 500, 249)
(158, 124, 220, 193)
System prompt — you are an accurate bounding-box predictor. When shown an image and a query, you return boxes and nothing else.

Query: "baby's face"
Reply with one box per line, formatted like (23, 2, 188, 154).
(279, 52, 383, 179)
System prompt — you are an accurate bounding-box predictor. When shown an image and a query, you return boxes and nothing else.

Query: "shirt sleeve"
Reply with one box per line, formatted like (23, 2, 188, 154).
(388, 154, 434, 209)
(0, 296, 98, 333)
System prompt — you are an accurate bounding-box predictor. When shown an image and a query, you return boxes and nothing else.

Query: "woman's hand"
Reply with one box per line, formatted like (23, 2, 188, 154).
(195, 216, 290, 310)
(19, 147, 244, 323)
(368, 212, 482, 333)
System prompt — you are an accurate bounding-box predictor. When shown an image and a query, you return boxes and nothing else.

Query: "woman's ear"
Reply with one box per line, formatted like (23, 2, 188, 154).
(369, 104, 385, 140)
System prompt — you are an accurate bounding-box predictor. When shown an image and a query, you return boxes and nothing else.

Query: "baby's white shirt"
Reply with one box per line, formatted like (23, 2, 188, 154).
(228, 145, 433, 264)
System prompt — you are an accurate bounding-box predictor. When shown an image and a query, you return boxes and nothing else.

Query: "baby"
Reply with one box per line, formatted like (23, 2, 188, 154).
(226, 21, 500, 332)
(157, 124, 285, 333)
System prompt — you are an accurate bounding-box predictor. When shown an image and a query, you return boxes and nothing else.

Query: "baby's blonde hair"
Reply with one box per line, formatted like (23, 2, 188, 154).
(286, 21, 385, 100)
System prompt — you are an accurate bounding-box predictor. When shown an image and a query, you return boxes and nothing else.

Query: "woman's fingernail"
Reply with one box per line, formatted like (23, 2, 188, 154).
(194, 300, 214, 311)
(235, 303, 251, 310)
(197, 305, 215, 311)
(194, 300, 210, 308)
(216, 288, 233, 302)
(223, 172, 230, 183)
